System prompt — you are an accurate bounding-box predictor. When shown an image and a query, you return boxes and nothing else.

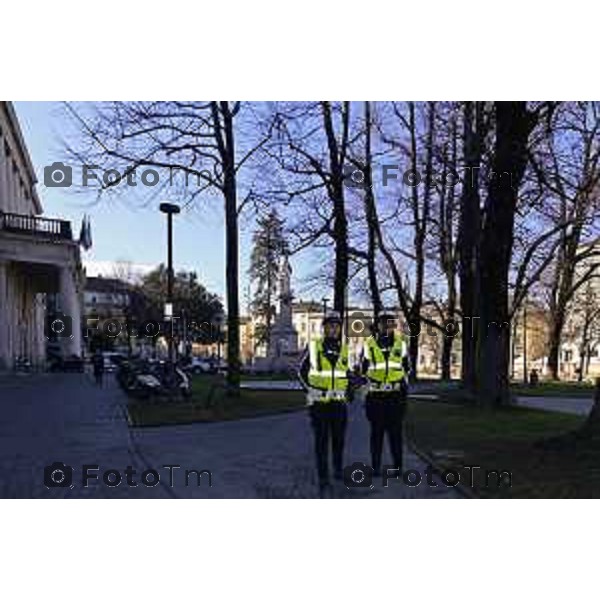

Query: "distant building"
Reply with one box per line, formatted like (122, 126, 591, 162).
(82, 276, 132, 351)
(558, 242, 600, 380)
(0, 102, 82, 369)
(84, 276, 130, 320)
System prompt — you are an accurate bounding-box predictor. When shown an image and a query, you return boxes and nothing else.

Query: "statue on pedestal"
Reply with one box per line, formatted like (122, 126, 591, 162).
(266, 253, 299, 369)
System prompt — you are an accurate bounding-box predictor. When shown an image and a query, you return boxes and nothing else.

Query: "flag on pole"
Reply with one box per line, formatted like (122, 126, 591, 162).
(79, 215, 93, 250)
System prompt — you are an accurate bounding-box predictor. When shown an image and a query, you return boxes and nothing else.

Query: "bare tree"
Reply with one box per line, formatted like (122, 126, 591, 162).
(476, 102, 541, 405)
(268, 102, 354, 317)
(529, 102, 600, 379)
(426, 104, 461, 380)
(376, 102, 437, 379)
(574, 281, 600, 381)
(65, 101, 272, 392)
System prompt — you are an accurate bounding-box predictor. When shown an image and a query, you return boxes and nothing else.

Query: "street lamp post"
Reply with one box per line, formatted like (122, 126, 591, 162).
(159, 202, 181, 368)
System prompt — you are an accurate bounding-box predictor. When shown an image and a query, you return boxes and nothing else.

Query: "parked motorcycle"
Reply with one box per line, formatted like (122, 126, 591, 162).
(117, 359, 191, 400)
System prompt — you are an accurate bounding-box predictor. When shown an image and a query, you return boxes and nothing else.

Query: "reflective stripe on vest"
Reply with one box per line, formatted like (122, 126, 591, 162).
(308, 338, 349, 391)
(366, 336, 406, 384)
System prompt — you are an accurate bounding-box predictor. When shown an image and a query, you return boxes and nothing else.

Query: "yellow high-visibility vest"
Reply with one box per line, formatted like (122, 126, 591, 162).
(308, 338, 349, 392)
(365, 335, 406, 384)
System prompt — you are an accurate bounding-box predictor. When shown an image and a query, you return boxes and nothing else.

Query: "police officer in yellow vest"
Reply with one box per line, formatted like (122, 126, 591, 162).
(298, 310, 351, 491)
(360, 311, 410, 476)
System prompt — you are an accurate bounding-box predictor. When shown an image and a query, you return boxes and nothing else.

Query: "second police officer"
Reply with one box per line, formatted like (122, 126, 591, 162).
(359, 311, 410, 476)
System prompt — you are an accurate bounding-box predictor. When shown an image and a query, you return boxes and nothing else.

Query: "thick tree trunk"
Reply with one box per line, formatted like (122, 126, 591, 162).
(477, 101, 537, 406)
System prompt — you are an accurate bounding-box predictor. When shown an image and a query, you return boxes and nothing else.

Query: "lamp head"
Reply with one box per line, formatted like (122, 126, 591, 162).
(159, 202, 181, 215)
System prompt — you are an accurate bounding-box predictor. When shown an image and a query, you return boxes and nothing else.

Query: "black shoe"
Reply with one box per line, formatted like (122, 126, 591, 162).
(318, 480, 331, 497)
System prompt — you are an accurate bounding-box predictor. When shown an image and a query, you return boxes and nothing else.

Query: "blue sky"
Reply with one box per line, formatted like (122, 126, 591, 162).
(14, 101, 260, 308)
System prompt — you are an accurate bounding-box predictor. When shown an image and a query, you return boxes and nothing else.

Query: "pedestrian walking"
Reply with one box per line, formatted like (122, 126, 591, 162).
(92, 349, 104, 387)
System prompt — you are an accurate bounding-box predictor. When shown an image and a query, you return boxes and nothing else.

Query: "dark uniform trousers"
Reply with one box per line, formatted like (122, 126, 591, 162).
(308, 400, 348, 484)
(365, 389, 407, 472)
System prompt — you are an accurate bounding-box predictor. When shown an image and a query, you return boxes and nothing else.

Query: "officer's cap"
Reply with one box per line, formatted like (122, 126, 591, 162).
(323, 310, 342, 324)
(377, 311, 397, 324)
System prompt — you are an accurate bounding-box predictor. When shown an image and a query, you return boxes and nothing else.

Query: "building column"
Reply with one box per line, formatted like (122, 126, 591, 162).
(0, 260, 8, 369)
(59, 265, 82, 357)
(34, 293, 46, 367)
(0, 138, 8, 213)
(9, 163, 18, 213)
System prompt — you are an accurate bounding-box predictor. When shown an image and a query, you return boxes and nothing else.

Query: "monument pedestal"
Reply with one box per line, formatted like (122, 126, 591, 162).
(255, 253, 301, 373)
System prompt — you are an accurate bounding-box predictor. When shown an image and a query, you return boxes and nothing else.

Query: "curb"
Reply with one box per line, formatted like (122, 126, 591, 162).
(405, 434, 477, 499)
(125, 403, 306, 428)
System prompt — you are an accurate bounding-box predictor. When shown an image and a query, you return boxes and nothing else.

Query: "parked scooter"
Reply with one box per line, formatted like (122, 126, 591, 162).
(117, 358, 191, 400)
(13, 356, 32, 373)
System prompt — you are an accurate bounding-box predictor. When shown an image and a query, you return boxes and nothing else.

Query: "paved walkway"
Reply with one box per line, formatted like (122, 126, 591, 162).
(0, 372, 162, 498)
(0, 373, 461, 499)
(515, 395, 593, 416)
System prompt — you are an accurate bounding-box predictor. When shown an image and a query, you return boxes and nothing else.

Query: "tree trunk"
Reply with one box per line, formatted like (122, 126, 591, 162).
(407, 102, 435, 382)
(546, 212, 583, 380)
(437, 109, 459, 382)
(477, 101, 537, 406)
(321, 102, 349, 318)
(218, 102, 241, 393)
(458, 102, 483, 392)
(441, 334, 453, 380)
(547, 310, 566, 380)
(224, 176, 240, 391)
(363, 102, 382, 318)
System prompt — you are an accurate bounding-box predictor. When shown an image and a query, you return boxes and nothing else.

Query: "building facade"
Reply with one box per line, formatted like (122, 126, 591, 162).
(82, 276, 131, 351)
(558, 243, 600, 380)
(0, 102, 82, 370)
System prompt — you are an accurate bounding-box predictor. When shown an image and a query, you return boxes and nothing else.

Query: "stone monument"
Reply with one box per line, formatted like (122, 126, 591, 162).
(266, 253, 300, 371)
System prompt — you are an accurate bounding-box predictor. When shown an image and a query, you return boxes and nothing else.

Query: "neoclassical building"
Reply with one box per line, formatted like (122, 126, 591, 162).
(0, 101, 82, 370)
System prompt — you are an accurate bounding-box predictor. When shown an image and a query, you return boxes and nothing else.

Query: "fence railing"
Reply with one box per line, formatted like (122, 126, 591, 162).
(0, 211, 72, 241)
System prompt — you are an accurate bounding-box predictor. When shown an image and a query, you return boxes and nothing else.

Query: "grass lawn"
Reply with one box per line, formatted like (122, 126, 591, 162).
(510, 380, 595, 397)
(403, 399, 600, 498)
(241, 373, 295, 381)
(127, 374, 305, 427)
